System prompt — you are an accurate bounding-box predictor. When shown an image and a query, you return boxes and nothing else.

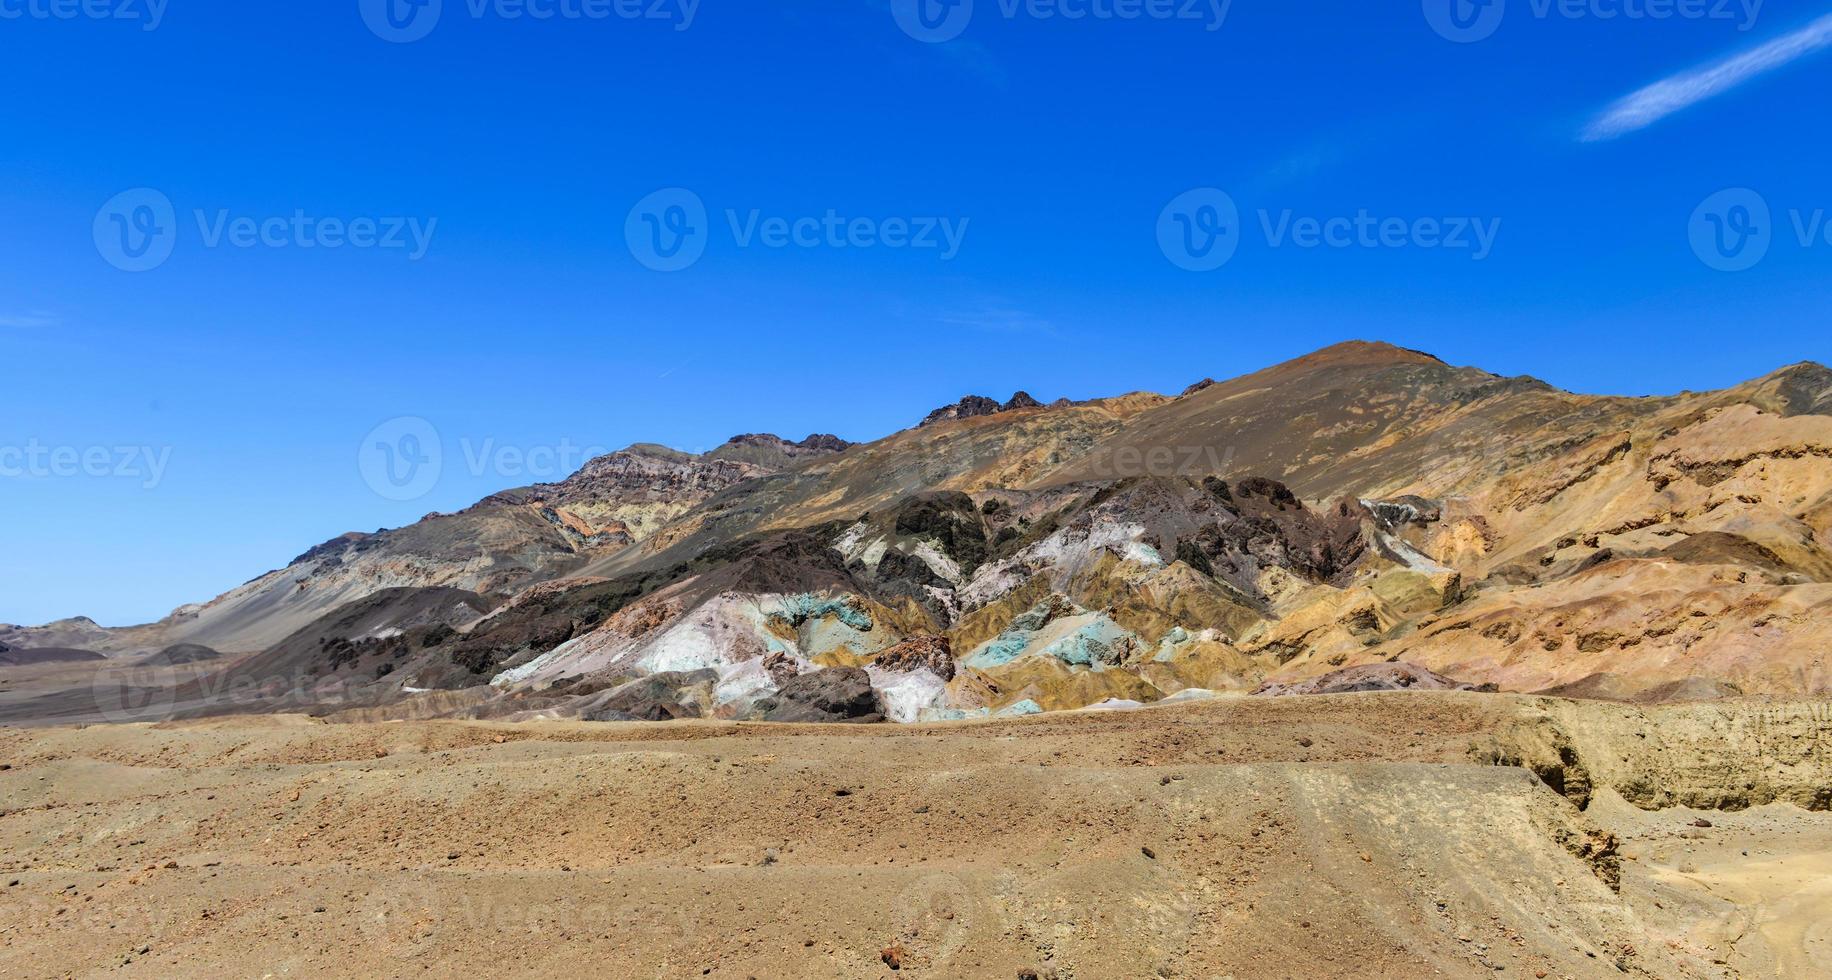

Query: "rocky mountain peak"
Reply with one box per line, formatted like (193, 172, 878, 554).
(722, 432, 854, 455)
(920, 391, 1046, 428)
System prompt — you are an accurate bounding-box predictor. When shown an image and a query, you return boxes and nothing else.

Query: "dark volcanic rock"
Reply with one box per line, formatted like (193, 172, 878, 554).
(584, 670, 717, 722)
(1253, 663, 1495, 697)
(795, 433, 853, 453)
(869, 549, 957, 622)
(920, 392, 1045, 428)
(290, 531, 379, 568)
(140, 644, 222, 666)
(754, 667, 883, 723)
(920, 395, 1003, 427)
(891, 492, 990, 575)
(1176, 477, 1367, 595)
(875, 549, 953, 590)
(872, 635, 955, 681)
(721, 433, 853, 457)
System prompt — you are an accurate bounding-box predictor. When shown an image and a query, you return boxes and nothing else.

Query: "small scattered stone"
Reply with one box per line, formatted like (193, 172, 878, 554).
(1692, 818, 1713, 828)
(1297, 737, 1314, 748)
(881, 945, 905, 970)
(1141, 846, 1157, 860)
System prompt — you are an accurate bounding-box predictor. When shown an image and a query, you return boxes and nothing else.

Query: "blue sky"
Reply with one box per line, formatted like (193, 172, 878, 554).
(3, 0, 1830, 626)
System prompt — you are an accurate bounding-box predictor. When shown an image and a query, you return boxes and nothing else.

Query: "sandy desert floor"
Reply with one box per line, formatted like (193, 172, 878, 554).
(1, 692, 1828, 979)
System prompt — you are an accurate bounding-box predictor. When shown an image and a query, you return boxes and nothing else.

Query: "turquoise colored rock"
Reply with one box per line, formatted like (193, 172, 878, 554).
(775, 594, 874, 632)
(965, 631, 1032, 669)
(1041, 619, 1133, 670)
(1153, 626, 1191, 662)
(994, 699, 1042, 717)
(964, 596, 1080, 669)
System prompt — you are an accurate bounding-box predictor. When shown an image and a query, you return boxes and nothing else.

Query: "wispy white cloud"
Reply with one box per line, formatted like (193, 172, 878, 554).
(0, 311, 58, 329)
(1583, 12, 1832, 141)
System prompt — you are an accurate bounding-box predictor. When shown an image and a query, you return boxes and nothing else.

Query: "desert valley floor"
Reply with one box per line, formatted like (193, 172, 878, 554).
(2, 692, 1828, 979)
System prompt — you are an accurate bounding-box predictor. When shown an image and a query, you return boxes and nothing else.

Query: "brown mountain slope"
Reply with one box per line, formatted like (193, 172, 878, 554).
(14, 342, 1831, 723)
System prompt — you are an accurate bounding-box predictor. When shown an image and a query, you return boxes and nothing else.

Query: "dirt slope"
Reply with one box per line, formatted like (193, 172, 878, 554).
(1, 693, 1826, 978)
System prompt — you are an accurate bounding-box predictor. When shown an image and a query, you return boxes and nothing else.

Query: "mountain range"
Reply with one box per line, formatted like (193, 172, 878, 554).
(5, 340, 1829, 724)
